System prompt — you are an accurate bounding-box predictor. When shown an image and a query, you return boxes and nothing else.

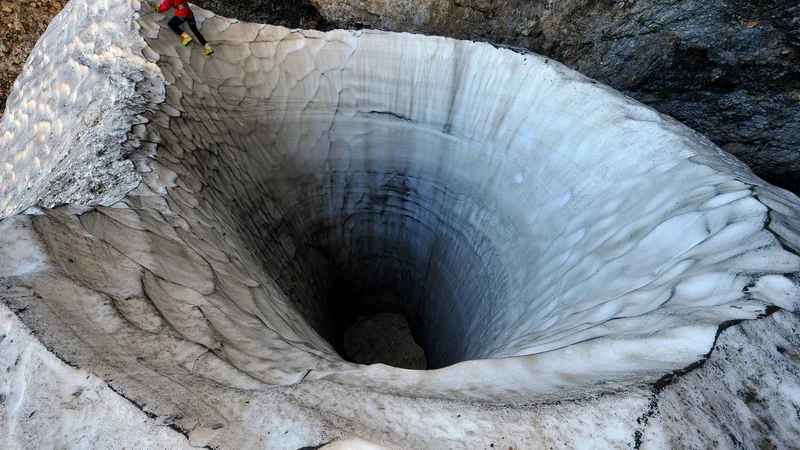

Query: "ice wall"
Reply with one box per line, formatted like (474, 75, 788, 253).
(130, 8, 800, 394)
(1, 0, 800, 447)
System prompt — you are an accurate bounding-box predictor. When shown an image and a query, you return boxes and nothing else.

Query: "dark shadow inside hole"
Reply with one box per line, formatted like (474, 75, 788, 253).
(326, 282, 427, 370)
(225, 169, 509, 371)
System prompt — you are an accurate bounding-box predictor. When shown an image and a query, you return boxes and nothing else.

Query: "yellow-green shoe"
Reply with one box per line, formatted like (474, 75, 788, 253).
(181, 33, 193, 46)
(204, 44, 214, 55)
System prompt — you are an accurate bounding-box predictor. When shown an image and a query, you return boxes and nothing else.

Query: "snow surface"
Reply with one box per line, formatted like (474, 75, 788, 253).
(1, 0, 799, 448)
(0, 302, 192, 449)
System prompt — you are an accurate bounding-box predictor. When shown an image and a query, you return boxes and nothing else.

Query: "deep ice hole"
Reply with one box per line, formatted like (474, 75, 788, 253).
(0, 3, 798, 403)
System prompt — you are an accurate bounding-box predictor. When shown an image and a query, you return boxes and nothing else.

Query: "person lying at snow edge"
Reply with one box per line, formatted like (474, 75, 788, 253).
(147, 0, 214, 55)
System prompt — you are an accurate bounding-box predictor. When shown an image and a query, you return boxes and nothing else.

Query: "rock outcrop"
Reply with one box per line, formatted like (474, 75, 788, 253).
(193, 0, 329, 30)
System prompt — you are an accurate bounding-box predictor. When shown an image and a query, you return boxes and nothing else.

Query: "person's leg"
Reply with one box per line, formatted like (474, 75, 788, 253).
(186, 20, 207, 46)
(167, 16, 185, 35)
(187, 20, 212, 54)
(168, 16, 193, 45)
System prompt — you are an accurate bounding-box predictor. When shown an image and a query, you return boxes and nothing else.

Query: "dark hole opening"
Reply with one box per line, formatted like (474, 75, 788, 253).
(324, 269, 428, 370)
(228, 169, 509, 370)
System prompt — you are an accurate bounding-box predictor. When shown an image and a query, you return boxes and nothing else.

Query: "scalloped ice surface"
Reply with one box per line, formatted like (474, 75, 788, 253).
(2, 0, 800, 448)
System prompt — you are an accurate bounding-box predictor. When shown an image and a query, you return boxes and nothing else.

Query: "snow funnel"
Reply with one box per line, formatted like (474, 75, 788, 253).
(1, 0, 799, 447)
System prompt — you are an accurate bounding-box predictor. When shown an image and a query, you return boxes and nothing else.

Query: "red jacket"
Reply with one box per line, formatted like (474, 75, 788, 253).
(158, 0, 194, 19)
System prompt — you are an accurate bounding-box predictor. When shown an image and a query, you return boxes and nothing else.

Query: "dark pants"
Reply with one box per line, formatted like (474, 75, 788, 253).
(168, 16, 207, 46)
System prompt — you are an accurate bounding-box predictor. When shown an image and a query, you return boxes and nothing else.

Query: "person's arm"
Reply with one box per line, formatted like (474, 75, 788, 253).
(157, 0, 173, 13)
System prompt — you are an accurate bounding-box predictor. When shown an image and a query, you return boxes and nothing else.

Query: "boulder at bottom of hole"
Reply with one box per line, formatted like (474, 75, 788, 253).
(343, 313, 427, 370)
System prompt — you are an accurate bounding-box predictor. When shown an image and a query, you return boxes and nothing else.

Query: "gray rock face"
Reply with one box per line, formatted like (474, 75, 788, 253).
(219, 0, 800, 194)
(191, 0, 329, 30)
